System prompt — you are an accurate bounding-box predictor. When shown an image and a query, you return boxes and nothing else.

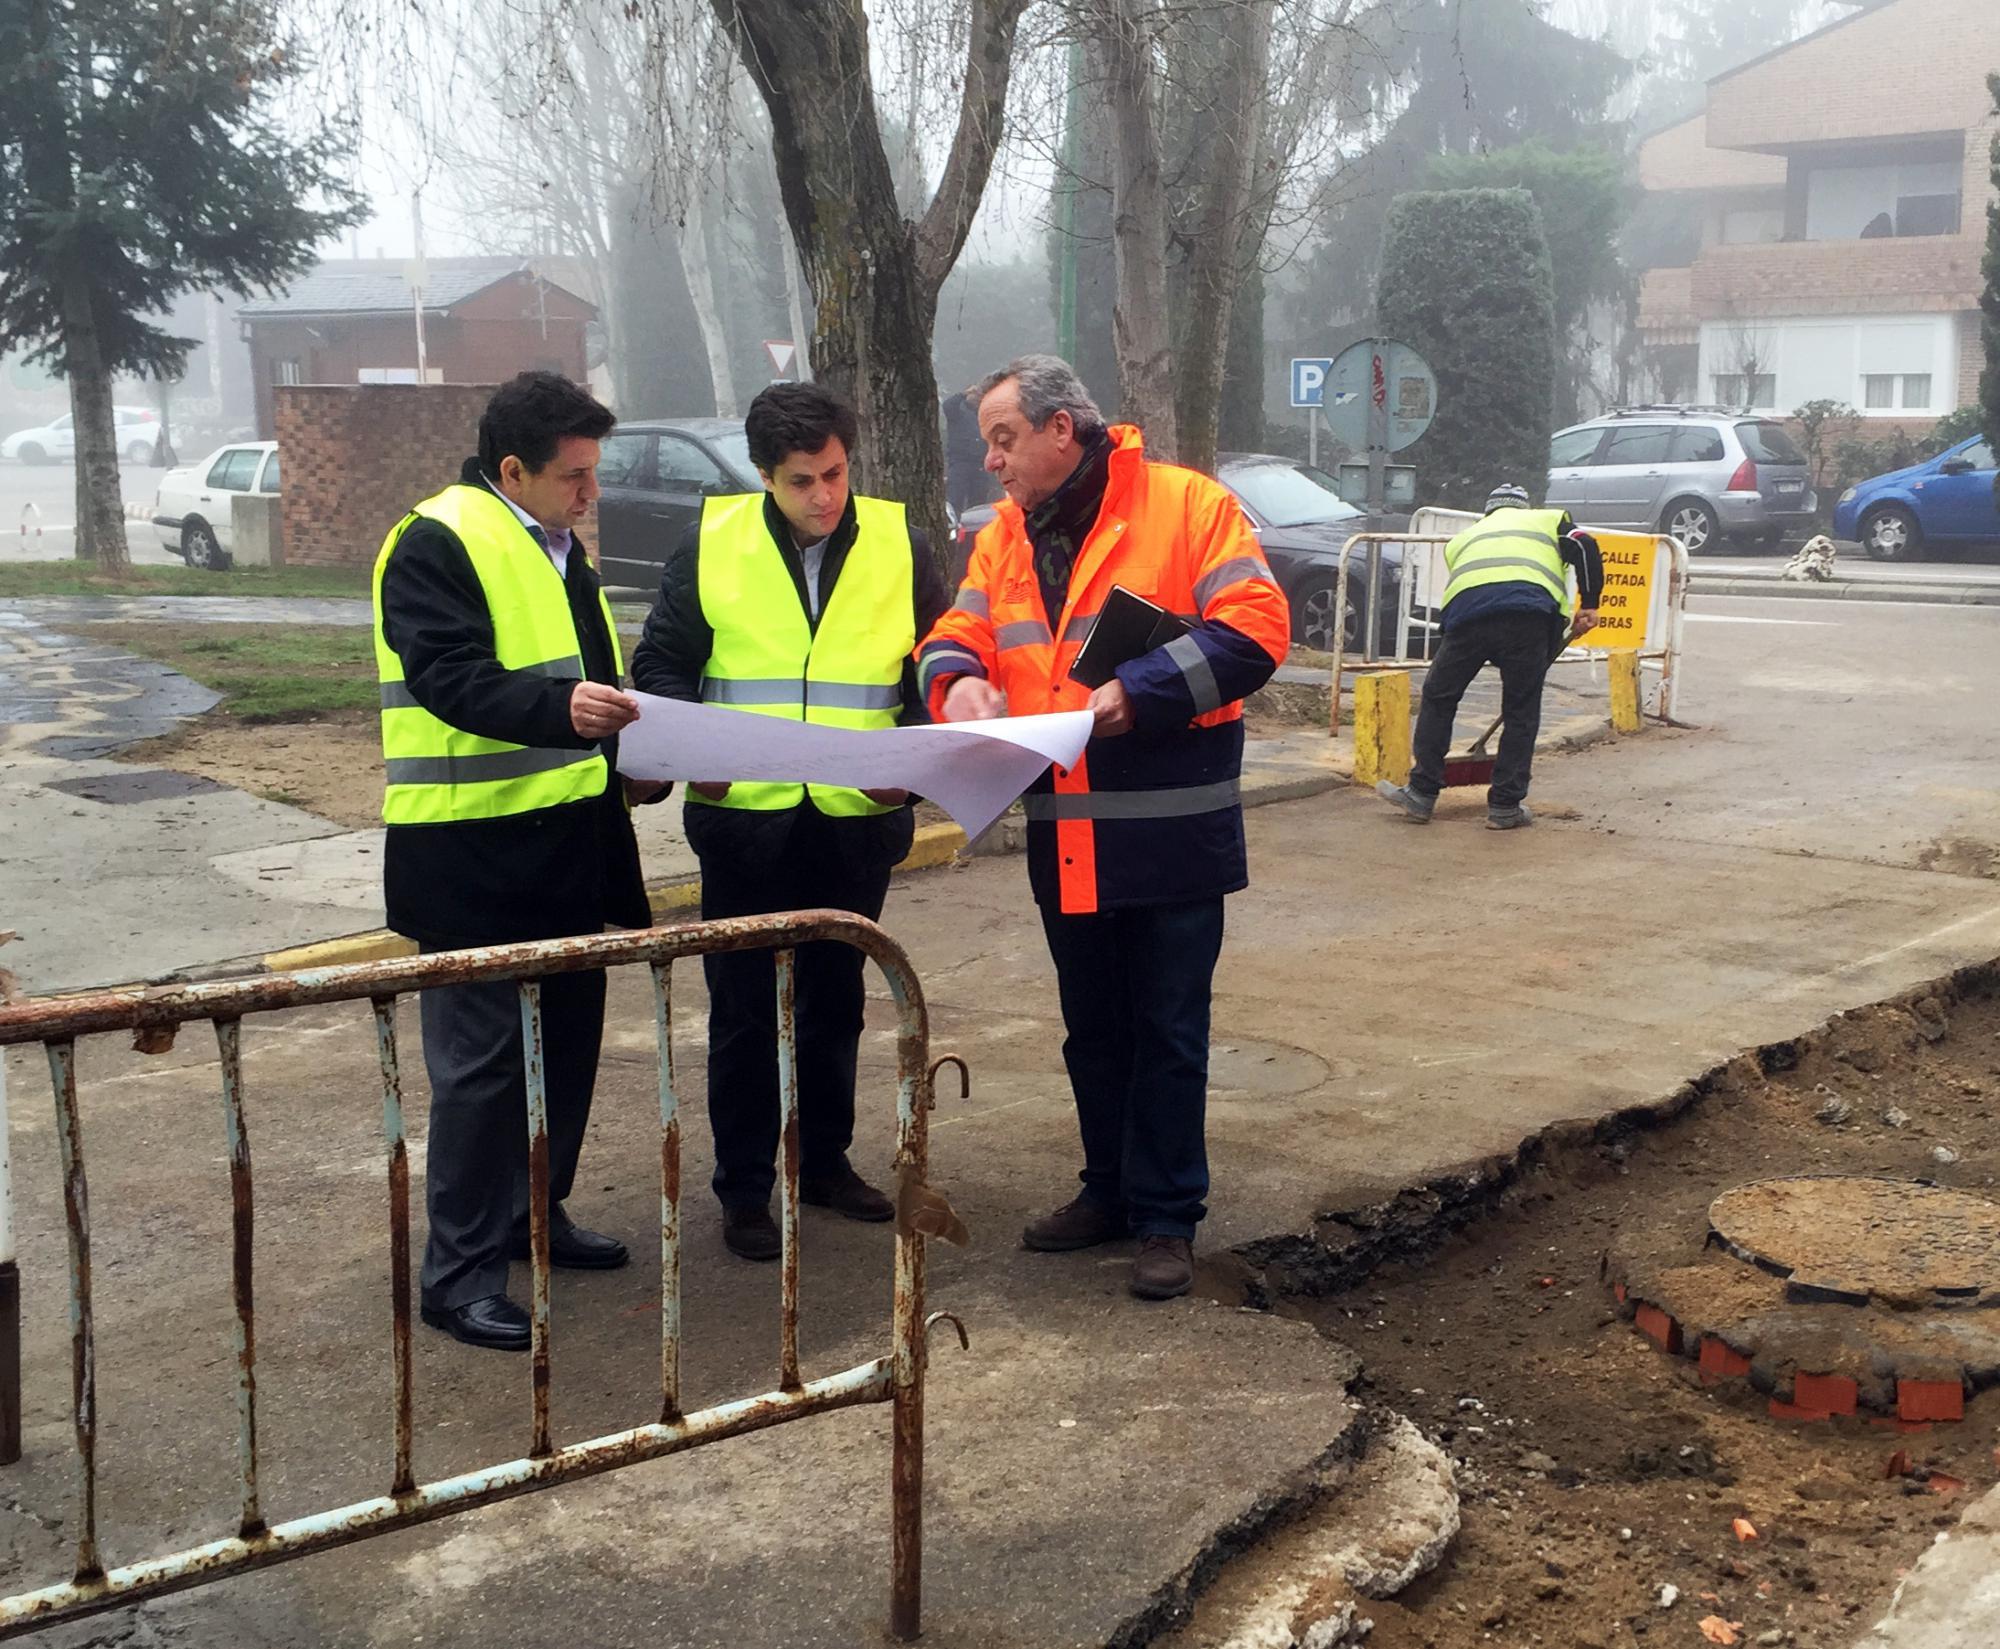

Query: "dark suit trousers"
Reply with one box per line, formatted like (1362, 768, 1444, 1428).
(698, 808, 892, 1211)
(1038, 896, 1226, 1240)
(418, 962, 607, 1310)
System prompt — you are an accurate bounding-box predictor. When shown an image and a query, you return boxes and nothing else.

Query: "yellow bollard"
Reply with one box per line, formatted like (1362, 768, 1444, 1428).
(1353, 670, 1412, 786)
(1609, 650, 1643, 733)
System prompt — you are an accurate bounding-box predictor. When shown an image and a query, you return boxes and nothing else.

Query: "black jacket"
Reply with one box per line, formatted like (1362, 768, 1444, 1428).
(377, 459, 650, 948)
(629, 494, 949, 873)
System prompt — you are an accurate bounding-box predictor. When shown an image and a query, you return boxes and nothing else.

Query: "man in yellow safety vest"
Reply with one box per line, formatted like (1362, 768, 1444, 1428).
(631, 382, 948, 1261)
(1377, 482, 1604, 829)
(374, 371, 659, 1352)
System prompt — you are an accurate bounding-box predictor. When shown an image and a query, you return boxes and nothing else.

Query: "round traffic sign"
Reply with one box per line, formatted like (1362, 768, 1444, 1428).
(1320, 338, 1437, 454)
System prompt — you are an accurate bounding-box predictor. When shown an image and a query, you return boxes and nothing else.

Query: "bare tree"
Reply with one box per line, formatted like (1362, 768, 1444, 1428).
(1170, 1, 1273, 474)
(428, 0, 743, 416)
(1096, 0, 1179, 460)
(702, 0, 1032, 544)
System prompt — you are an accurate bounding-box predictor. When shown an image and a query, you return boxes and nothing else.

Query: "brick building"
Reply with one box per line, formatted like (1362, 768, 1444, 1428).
(1634, 0, 2000, 427)
(240, 260, 597, 439)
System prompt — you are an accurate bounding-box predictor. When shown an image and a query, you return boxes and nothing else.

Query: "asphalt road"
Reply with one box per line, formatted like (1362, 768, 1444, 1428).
(0, 457, 182, 565)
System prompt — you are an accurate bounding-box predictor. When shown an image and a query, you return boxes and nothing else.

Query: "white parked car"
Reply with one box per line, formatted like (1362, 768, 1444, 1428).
(2, 406, 162, 464)
(153, 441, 280, 570)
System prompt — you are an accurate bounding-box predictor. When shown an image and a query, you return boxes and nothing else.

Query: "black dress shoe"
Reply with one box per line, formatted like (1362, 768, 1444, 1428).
(420, 1294, 532, 1351)
(509, 1222, 630, 1269)
(800, 1162, 895, 1223)
(722, 1204, 782, 1262)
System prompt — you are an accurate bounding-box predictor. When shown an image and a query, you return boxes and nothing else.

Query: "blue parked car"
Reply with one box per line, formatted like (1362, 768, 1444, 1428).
(1833, 434, 1998, 562)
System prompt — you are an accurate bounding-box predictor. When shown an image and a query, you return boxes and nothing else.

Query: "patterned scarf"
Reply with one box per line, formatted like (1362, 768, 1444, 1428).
(1023, 428, 1113, 626)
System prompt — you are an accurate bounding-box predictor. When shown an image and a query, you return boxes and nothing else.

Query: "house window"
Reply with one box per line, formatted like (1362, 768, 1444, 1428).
(1863, 374, 1896, 409)
(1713, 374, 1776, 410)
(274, 359, 302, 385)
(358, 367, 444, 385)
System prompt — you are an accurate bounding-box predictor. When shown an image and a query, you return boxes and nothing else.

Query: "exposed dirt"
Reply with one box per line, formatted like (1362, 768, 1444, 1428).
(116, 707, 380, 828)
(1277, 978, 2000, 1649)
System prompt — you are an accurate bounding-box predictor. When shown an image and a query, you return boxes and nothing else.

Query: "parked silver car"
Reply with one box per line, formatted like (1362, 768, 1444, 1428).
(1546, 407, 1815, 553)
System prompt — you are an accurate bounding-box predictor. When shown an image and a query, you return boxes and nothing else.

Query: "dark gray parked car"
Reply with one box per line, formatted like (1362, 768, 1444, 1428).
(593, 417, 759, 590)
(950, 453, 1411, 653)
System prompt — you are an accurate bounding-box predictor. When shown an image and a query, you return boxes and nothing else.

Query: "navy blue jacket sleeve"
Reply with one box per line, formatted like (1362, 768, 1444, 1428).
(378, 519, 589, 749)
(1114, 619, 1280, 734)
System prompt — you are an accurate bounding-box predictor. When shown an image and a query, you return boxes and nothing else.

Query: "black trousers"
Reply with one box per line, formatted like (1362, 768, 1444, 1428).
(698, 808, 894, 1211)
(418, 963, 607, 1310)
(1410, 609, 1567, 809)
(1038, 896, 1226, 1240)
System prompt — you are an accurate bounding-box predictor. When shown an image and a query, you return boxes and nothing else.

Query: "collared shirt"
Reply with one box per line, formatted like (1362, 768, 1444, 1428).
(796, 534, 829, 617)
(486, 474, 572, 577)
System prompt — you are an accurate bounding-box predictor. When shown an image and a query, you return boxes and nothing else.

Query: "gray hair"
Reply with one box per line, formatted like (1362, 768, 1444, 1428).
(971, 354, 1106, 441)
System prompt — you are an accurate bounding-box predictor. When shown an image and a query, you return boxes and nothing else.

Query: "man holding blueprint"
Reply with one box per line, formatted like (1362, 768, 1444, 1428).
(630, 383, 948, 1262)
(918, 356, 1291, 1302)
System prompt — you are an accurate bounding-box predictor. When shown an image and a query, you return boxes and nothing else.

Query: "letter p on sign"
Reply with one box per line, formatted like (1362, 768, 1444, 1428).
(1290, 358, 1332, 409)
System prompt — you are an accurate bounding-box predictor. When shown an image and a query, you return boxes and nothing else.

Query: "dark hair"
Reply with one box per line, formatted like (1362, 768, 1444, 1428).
(744, 381, 858, 475)
(478, 371, 615, 475)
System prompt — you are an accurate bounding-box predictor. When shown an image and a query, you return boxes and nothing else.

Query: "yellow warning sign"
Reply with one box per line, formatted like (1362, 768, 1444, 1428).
(1574, 530, 1657, 651)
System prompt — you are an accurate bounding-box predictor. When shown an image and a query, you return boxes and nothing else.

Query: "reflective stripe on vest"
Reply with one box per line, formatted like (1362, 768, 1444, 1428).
(372, 485, 616, 826)
(1440, 507, 1573, 616)
(1022, 778, 1240, 821)
(693, 493, 914, 815)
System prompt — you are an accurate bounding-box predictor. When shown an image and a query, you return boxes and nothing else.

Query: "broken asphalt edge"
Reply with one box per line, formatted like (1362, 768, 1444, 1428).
(128, 711, 1620, 992)
(1234, 956, 2000, 1303)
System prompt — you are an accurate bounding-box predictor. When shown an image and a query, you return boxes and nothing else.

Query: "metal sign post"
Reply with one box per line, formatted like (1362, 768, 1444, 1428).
(1290, 358, 1332, 471)
(1323, 338, 1437, 508)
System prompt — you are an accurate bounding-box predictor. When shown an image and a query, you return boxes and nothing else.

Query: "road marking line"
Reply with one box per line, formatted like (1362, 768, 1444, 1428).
(1683, 613, 1833, 626)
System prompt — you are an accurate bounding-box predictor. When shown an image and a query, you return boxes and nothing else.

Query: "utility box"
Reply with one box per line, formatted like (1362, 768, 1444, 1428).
(230, 493, 284, 567)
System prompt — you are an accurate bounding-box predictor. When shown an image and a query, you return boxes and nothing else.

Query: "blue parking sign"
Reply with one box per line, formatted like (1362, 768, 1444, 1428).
(1290, 357, 1332, 408)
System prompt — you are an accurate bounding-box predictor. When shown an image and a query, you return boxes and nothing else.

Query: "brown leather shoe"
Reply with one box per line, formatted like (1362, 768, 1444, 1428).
(1021, 1193, 1129, 1252)
(799, 1162, 894, 1222)
(1130, 1236, 1194, 1300)
(722, 1203, 782, 1262)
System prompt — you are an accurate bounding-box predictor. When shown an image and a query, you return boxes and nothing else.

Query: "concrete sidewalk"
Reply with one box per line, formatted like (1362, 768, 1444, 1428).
(0, 599, 1605, 992)
(4, 595, 2000, 1643)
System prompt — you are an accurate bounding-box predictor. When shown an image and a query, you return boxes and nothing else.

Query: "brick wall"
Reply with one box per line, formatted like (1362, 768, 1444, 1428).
(1957, 312, 1985, 412)
(1688, 235, 1984, 317)
(1707, 0, 2000, 152)
(276, 384, 498, 567)
(276, 383, 605, 568)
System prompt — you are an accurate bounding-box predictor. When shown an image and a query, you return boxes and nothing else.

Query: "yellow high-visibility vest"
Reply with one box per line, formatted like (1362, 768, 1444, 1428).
(1441, 507, 1575, 618)
(694, 493, 913, 815)
(372, 484, 618, 825)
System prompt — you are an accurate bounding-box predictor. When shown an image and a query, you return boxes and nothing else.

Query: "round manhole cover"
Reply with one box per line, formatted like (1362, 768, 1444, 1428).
(1709, 1176, 2000, 1307)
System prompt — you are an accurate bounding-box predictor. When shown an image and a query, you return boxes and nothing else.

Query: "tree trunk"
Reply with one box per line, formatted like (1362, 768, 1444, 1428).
(1098, 0, 1178, 463)
(708, 0, 1027, 552)
(677, 181, 739, 417)
(781, 212, 811, 381)
(1172, 0, 1271, 475)
(62, 283, 130, 573)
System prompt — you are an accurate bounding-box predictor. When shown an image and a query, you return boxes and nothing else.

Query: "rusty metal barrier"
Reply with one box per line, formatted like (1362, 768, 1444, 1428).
(0, 912, 965, 1641)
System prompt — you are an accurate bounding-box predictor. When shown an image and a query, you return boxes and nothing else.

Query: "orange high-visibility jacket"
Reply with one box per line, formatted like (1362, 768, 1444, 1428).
(918, 425, 1290, 914)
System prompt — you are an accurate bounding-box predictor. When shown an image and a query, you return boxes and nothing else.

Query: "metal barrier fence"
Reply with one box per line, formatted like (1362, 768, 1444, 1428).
(1326, 530, 1690, 732)
(0, 912, 965, 1641)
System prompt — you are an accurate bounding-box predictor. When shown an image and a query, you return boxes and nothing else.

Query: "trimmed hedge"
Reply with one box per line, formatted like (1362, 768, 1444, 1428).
(1377, 188, 1558, 512)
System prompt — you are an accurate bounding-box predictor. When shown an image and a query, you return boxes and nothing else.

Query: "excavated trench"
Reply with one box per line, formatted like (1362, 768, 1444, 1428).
(1130, 961, 2000, 1649)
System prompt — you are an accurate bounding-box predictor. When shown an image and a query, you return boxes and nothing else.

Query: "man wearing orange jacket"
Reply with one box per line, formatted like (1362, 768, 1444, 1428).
(920, 355, 1290, 1301)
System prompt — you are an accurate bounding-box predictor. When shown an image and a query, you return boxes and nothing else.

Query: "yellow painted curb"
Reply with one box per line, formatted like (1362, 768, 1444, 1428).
(902, 820, 969, 870)
(255, 827, 973, 977)
(262, 930, 415, 972)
